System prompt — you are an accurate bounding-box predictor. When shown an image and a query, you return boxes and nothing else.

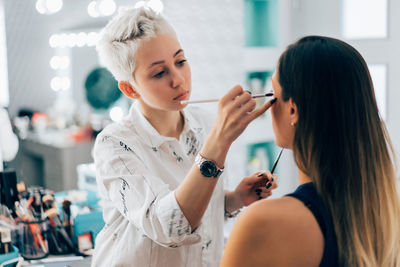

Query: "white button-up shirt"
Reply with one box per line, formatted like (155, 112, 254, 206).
(0, 108, 19, 171)
(92, 102, 225, 267)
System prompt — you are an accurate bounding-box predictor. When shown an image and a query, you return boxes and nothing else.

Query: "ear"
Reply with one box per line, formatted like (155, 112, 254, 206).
(118, 81, 140, 99)
(288, 98, 298, 125)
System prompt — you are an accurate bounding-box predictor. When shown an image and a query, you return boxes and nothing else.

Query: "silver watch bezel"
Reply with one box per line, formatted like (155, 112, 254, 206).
(195, 154, 224, 178)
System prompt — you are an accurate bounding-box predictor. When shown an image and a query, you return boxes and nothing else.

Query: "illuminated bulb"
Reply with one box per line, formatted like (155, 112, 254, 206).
(61, 77, 70, 90)
(50, 56, 60, 69)
(50, 77, 62, 91)
(148, 0, 163, 13)
(36, 0, 47, 14)
(59, 33, 68, 47)
(99, 0, 116, 16)
(88, 1, 100, 18)
(109, 106, 124, 122)
(49, 34, 59, 47)
(67, 33, 77, 47)
(46, 0, 63, 13)
(76, 32, 87, 47)
(36, 0, 63, 14)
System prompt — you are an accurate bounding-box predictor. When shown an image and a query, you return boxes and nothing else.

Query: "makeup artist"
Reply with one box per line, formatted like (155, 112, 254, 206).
(220, 36, 400, 267)
(91, 6, 277, 267)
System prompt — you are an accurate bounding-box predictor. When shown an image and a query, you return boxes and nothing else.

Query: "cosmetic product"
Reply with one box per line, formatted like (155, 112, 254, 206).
(0, 227, 11, 254)
(62, 200, 73, 238)
(265, 148, 284, 189)
(45, 208, 75, 252)
(271, 148, 284, 174)
(42, 194, 55, 211)
(181, 92, 273, 105)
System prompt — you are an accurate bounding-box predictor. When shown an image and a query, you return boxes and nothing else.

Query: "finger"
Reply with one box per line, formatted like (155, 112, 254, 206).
(258, 190, 272, 199)
(245, 172, 269, 185)
(219, 85, 245, 105)
(246, 97, 277, 122)
(265, 179, 278, 190)
(256, 172, 271, 183)
(225, 90, 254, 114)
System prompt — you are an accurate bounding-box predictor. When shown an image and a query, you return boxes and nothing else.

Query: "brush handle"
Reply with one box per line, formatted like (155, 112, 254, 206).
(181, 92, 274, 105)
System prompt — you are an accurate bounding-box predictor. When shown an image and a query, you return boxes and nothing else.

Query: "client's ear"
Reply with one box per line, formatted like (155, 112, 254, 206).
(289, 98, 298, 125)
(118, 81, 140, 99)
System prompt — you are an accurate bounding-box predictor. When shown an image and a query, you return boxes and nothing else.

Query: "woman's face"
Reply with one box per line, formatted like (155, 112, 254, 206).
(133, 33, 191, 112)
(271, 71, 296, 149)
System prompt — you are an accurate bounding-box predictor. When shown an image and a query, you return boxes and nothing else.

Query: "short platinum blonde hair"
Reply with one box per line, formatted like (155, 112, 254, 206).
(96, 6, 176, 85)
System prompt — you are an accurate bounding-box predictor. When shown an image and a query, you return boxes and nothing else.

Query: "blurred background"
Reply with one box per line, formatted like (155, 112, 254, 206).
(1, 0, 399, 196)
(2, 0, 400, 193)
(0, 0, 399, 262)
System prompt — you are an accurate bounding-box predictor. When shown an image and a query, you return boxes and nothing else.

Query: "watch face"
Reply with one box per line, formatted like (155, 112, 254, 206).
(200, 161, 217, 177)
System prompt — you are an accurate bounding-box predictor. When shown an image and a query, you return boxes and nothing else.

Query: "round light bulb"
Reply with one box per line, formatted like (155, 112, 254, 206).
(50, 56, 60, 69)
(59, 33, 68, 47)
(109, 106, 124, 122)
(61, 77, 70, 90)
(46, 0, 63, 14)
(99, 0, 116, 16)
(49, 34, 59, 47)
(76, 32, 87, 47)
(67, 33, 77, 47)
(35, 0, 47, 14)
(51, 76, 62, 91)
(88, 1, 100, 18)
(148, 0, 163, 13)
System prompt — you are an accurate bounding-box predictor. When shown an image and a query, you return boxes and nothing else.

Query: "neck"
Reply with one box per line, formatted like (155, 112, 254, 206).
(298, 168, 312, 185)
(138, 102, 184, 139)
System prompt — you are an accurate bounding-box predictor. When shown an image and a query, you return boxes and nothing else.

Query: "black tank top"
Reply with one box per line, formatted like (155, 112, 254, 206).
(286, 182, 339, 267)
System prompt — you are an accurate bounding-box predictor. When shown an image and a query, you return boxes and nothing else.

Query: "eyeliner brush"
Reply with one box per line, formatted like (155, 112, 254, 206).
(265, 148, 284, 190)
(271, 148, 284, 174)
(181, 92, 274, 105)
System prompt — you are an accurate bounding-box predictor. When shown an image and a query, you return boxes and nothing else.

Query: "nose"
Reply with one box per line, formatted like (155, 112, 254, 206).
(170, 67, 185, 89)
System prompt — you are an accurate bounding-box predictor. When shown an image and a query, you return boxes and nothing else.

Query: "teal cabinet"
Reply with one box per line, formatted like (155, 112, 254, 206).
(244, 0, 278, 47)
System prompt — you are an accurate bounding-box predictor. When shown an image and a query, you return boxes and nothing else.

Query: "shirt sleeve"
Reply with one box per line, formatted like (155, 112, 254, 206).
(0, 109, 19, 162)
(94, 134, 201, 248)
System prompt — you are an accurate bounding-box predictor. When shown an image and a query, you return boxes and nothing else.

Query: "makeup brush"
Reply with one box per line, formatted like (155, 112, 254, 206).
(265, 148, 284, 189)
(271, 148, 284, 174)
(181, 92, 274, 105)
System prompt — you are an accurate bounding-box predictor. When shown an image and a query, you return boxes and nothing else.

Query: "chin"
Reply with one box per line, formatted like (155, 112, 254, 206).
(274, 138, 290, 149)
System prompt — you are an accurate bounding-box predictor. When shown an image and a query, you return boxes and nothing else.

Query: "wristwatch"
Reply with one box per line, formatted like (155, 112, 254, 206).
(195, 154, 224, 178)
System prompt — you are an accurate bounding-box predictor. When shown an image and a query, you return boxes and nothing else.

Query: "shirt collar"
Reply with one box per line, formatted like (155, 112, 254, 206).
(127, 101, 203, 148)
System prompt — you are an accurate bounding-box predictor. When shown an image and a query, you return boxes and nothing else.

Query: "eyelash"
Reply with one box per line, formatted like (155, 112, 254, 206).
(153, 59, 187, 79)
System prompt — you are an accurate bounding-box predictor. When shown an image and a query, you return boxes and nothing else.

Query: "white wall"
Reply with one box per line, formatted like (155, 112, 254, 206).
(289, 0, 400, 172)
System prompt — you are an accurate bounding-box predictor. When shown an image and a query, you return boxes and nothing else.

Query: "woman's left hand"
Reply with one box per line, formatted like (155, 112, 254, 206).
(234, 171, 278, 207)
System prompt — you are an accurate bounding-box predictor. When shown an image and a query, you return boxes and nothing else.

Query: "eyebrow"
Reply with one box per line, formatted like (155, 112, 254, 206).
(148, 49, 184, 69)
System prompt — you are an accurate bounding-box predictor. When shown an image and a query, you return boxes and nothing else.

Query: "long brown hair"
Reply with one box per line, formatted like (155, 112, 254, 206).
(278, 36, 400, 266)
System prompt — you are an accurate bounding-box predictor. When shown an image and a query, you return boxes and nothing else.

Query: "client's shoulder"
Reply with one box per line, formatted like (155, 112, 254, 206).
(223, 197, 324, 267)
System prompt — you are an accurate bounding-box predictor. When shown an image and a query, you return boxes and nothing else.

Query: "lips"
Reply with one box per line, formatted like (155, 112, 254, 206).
(174, 91, 189, 101)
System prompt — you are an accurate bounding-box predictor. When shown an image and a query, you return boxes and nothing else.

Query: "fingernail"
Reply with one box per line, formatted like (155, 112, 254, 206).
(255, 189, 262, 193)
(245, 90, 252, 95)
(271, 98, 277, 104)
(266, 183, 272, 189)
(257, 173, 264, 177)
(271, 177, 274, 182)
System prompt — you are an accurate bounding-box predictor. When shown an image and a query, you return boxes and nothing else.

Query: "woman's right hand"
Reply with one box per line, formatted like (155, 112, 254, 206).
(201, 85, 275, 167)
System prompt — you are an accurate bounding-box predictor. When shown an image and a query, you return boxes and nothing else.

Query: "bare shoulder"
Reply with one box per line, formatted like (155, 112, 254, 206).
(221, 197, 324, 267)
